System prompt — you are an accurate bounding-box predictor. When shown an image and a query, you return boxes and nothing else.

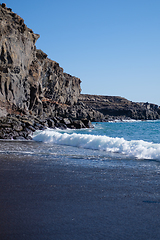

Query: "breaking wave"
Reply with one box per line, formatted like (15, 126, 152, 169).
(33, 129, 160, 160)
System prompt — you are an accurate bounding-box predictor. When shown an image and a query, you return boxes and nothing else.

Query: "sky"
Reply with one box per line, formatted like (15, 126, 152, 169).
(4, 0, 160, 105)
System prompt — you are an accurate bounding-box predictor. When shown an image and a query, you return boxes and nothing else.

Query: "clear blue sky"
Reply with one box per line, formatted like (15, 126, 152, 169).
(4, 0, 160, 105)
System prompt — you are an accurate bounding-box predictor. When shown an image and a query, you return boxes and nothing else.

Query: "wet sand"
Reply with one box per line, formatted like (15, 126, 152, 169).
(0, 154, 160, 240)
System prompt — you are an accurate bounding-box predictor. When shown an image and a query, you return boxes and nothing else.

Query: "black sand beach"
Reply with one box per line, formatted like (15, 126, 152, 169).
(0, 153, 160, 240)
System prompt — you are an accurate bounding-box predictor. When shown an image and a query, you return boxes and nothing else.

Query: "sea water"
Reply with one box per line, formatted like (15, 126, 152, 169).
(32, 120, 160, 162)
(1, 120, 159, 168)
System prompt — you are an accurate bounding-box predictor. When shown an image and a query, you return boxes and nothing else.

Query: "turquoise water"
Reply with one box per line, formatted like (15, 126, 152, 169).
(68, 120, 160, 143)
(32, 120, 160, 162)
(93, 120, 160, 143)
(1, 120, 160, 165)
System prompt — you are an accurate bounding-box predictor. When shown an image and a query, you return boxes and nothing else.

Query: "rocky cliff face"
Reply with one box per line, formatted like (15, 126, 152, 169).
(0, 3, 81, 117)
(79, 94, 160, 121)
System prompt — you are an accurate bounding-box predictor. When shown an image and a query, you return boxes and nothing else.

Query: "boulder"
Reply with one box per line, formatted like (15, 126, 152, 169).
(61, 118, 71, 125)
(82, 119, 94, 128)
(47, 119, 55, 128)
(72, 120, 86, 129)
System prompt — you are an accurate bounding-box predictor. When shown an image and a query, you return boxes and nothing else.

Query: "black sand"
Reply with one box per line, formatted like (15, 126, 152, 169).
(0, 154, 160, 240)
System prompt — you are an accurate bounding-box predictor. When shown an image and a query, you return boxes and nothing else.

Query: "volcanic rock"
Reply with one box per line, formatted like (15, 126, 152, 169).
(0, 3, 81, 117)
(79, 94, 160, 121)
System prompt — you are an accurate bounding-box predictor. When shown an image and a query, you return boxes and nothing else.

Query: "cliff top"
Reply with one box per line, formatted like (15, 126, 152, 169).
(0, 3, 40, 42)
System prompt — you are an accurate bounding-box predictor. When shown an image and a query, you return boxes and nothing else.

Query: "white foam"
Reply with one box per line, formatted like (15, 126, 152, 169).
(33, 129, 160, 160)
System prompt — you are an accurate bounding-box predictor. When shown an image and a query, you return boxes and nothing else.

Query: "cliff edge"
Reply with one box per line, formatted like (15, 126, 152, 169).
(0, 3, 81, 117)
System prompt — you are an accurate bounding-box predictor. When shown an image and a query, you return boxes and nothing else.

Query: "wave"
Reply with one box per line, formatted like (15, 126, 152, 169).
(32, 129, 160, 160)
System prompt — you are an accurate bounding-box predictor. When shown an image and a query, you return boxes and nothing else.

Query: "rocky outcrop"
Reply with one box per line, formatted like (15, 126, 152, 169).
(0, 3, 96, 139)
(79, 94, 160, 121)
(0, 3, 81, 117)
(0, 114, 93, 140)
(40, 99, 104, 122)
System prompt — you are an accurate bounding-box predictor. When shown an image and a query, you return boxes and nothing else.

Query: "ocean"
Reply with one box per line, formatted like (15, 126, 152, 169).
(1, 120, 160, 239)
(32, 119, 160, 163)
(1, 120, 160, 166)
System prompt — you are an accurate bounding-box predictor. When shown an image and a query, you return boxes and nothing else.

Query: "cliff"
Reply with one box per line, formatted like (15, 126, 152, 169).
(79, 94, 160, 121)
(0, 3, 81, 117)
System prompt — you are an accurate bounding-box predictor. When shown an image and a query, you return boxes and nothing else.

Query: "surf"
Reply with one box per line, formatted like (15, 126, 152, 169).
(33, 129, 160, 160)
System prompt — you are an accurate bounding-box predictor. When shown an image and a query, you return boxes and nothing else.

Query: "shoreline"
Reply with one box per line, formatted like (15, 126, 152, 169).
(0, 113, 159, 141)
(0, 114, 93, 140)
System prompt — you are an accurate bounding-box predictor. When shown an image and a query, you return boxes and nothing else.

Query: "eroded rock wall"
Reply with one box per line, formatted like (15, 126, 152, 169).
(79, 94, 160, 121)
(0, 4, 81, 116)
